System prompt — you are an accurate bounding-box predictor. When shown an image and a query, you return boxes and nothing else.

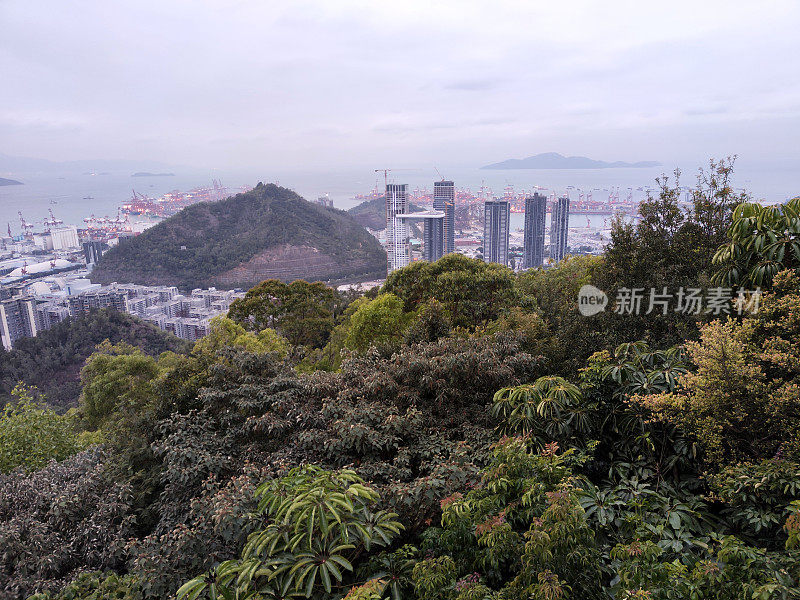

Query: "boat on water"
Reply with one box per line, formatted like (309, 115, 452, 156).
(83, 196, 94, 199)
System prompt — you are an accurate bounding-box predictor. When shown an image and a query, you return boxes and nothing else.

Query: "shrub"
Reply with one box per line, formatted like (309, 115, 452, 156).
(0, 385, 85, 474)
(28, 571, 143, 600)
(0, 449, 135, 598)
(177, 466, 403, 600)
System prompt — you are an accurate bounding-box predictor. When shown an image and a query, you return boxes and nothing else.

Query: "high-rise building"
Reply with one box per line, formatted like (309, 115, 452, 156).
(483, 200, 510, 266)
(396, 210, 445, 263)
(423, 217, 444, 262)
(523, 193, 547, 268)
(385, 184, 410, 273)
(550, 195, 570, 263)
(433, 180, 455, 255)
(0, 296, 38, 350)
(83, 240, 105, 265)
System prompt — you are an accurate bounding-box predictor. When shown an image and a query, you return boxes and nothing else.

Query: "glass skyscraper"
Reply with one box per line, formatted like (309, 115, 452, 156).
(433, 180, 455, 255)
(423, 217, 444, 262)
(483, 200, 510, 266)
(523, 193, 547, 268)
(550, 195, 570, 263)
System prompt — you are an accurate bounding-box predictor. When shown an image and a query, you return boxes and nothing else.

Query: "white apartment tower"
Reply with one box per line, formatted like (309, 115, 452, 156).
(386, 183, 410, 273)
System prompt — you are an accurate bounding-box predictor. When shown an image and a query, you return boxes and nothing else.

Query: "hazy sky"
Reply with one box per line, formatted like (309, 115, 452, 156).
(2, 0, 799, 171)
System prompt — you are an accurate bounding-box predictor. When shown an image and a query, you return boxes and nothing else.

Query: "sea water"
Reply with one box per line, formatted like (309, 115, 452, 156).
(1, 161, 797, 231)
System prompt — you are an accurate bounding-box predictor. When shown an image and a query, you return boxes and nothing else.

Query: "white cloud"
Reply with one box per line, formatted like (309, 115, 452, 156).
(0, 0, 799, 167)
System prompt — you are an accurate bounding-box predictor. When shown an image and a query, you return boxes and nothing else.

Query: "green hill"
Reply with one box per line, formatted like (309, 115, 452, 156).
(0, 309, 188, 409)
(92, 183, 387, 289)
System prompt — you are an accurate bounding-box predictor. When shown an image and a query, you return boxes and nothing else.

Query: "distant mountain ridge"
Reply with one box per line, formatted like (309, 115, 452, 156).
(0, 177, 23, 186)
(482, 152, 660, 170)
(91, 183, 387, 290)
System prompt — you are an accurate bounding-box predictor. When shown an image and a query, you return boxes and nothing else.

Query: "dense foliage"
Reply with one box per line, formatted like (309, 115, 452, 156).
(632, 269, 800, 467)
(229, 279, 342, 348)
(382, 254, 525, 330)
(0, 449, 136, 598)
(713, 195, 800, 288)
(0, 385, 88, 474)
(177, 466, 403, 599)
(0, 309, 188, 409)
(92, 184, 387, 290)
(2, 161, 799, 600)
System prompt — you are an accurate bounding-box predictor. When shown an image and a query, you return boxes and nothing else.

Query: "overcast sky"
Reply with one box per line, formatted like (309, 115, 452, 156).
(2, 0, 799, 171)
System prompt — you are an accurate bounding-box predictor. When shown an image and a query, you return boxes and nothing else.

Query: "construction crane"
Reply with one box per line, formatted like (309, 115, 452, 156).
(43, 208, 63, 231)
(212, 179, 226, 201)
(374, 168, 416, 189)
(18, 211, 34, 237)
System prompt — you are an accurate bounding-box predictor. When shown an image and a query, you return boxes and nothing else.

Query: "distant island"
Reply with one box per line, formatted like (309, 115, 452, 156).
(132, 172, 175, 177)
(482, 152, 661, 170)
(0, 177, 23, 186)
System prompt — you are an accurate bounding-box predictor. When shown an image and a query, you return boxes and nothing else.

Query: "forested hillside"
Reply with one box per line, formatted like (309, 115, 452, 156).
(92, 183, 387, 290)
(1, 159, 799, 600)
(0, 310, 189, 410)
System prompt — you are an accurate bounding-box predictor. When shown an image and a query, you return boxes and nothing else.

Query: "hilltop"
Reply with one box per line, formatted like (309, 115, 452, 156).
(482, 152, 660, 169)
(0, 177, 23, 186)
(91, 183, 387, 289)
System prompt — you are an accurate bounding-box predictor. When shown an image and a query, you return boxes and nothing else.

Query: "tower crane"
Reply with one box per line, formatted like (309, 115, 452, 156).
(44, 209, 63, 231)
(18, 212, 34, 237)
(374, 168, 416, 189)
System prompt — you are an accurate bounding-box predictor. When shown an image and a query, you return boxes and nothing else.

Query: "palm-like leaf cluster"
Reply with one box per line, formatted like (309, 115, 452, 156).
(713, 197, 800, 288)
(177, 466, 403, 600)
(601, 342, 688, 399)
(491, 376, 584, 440)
